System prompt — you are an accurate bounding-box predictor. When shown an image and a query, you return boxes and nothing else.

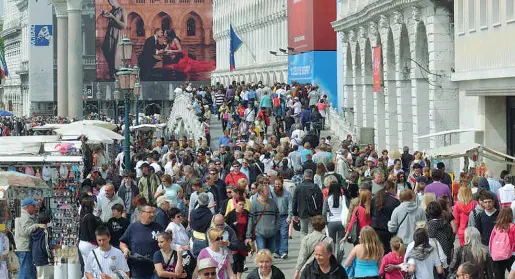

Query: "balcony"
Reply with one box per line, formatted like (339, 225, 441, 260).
(0, 19, 21, 37)
(16, 61, 28, 75)
(53, 55, 96, 70)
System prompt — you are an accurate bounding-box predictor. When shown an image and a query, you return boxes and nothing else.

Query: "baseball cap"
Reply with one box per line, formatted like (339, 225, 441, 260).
(139, 162, 150, 169)
(197, 258, 217, 271)
(21, 198, 38, 207)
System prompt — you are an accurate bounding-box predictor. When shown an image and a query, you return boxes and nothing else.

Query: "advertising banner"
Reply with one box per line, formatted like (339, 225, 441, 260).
(288, 51, 338, 107)
(95, 0, 216, 81)
(373, 45, 382, 92)
(28, 0, 54, 102)
(287, 0, 336, 53)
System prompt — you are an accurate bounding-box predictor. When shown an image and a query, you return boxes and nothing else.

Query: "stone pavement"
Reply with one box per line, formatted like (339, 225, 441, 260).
(208, 114, 353, 278)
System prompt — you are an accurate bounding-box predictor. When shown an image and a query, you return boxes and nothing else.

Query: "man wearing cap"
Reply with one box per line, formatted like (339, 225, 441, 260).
(363, 157, 377, 179)
(82, 167, 101, 191)
(15, 198, 46, 279)
(138, 162, 160, 205)
(117, 172, 139, 221)
(195, 258, 217, 279)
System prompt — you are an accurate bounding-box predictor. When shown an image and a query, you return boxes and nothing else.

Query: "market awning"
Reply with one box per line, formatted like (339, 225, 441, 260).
(417, 128, 483, 139)
(426, 142, 515, 165)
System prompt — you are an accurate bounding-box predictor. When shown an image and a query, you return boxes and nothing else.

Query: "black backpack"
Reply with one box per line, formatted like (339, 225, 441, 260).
(306, 186, 322, 216)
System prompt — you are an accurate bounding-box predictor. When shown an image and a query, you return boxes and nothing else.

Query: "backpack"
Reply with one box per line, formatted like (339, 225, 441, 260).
(306, 186, 322, 217)
(489, 224, 513, 261)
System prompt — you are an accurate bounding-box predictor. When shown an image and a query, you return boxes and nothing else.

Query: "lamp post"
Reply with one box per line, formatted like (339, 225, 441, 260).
(116, 36, 136, 171)
(113, 80, 120, 124)
(134, 82, 141, 126)
(96, 83, 101, 120)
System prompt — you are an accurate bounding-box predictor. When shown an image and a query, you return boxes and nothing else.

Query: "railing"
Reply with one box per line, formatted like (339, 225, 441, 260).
(326, 107, 358, 143)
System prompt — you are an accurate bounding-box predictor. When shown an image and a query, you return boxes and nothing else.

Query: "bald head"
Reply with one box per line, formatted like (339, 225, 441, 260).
(213, 214, 225, 228)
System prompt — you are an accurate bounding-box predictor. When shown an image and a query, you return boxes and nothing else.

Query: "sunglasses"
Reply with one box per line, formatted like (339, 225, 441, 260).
(233, 165, 240, 168)
(226, 191, 233, 194)
(203, 272, 217, 276)
(216, 236, 224, 241)
(210, 172, 217, 175)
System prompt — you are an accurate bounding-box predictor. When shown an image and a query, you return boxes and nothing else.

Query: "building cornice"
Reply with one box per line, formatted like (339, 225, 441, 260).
(212, 61, 288, 76)
(213, 10, 287, 40)
(332, 0, 434, 31)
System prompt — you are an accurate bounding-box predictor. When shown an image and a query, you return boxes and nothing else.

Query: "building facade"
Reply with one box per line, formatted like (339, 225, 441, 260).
(211, 0, 288, 86)
(0, 0, 95, 117)
(454, 0, 515, 171)
(332, 0, 457, 151)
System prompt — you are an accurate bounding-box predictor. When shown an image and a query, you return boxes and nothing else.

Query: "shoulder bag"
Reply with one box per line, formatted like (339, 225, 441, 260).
(393, 212, 409, 235)
(251, 202, 268, 239)
(347, 207, 360, 244)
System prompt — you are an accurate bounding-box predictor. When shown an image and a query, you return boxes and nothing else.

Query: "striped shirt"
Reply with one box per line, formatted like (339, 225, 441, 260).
(214, 93, 225, 105)
(85, 247, 129, 279)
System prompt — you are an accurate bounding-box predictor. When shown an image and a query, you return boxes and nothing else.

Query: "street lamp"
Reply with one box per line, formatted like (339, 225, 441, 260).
(134, 82, 141, 126)
(113, 89, 120, 124)
(115, 36, 135, 171)
(96, 83, 102, 120)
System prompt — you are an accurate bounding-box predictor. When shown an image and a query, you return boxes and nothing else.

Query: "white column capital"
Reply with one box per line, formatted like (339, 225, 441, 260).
(67, 0, 82, 12)
(52, 0, 68, 17)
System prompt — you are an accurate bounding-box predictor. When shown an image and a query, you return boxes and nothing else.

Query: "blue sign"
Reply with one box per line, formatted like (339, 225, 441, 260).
(288, 51, 338, 107)
(30, 25, 53, 46)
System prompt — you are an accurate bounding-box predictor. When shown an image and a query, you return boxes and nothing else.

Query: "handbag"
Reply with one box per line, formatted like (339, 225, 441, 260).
(344, 258, 356, 277)
(6, 249, 19, 271)
(347, 207, 360, 244)
(340, 196, 349, 227)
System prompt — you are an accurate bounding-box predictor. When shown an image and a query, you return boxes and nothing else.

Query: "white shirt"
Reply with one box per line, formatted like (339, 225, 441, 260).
(499, 183, 515, 204)
(150, 162, 162, 173)
(244, 108, 255, 122)
(135, 160, 145, 178)
(293, 102, 302, 114)
(165, 222, 190, 254)
(189, 191, 215, 215)
(85, 247, 129, 279)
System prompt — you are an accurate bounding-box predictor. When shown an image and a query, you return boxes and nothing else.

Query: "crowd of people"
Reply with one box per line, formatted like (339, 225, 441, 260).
(10, 81, 515, 279)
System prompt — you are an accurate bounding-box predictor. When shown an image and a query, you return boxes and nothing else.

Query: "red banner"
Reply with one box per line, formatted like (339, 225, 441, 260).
(373, 45, 382, 93)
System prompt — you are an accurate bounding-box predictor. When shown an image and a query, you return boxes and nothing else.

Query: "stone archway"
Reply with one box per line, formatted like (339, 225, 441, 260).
(398, 24, 413, 146)
(128, 12, 145, 38)
(414, 21, 430, 150)
(354, 43, 363, 127)
(385, 28, 398, 149)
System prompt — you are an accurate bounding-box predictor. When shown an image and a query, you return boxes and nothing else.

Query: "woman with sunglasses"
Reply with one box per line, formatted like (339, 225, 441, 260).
(396, 172, 412, 192)
(196, 228, 236, 279)
(155, 174, 183, 208)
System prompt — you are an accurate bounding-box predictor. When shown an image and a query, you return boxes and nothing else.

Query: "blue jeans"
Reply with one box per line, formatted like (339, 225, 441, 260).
(16, 251, 36, 279)
(256, 234, 276, 252)
(274, 215, 289, 255)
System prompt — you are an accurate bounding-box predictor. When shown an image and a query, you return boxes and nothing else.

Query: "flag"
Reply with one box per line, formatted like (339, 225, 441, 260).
(0, 49, 8, 79)
(229, 24, 243, 71)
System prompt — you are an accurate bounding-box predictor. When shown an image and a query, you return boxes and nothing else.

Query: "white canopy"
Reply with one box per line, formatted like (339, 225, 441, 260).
(55, 123, 123, 144)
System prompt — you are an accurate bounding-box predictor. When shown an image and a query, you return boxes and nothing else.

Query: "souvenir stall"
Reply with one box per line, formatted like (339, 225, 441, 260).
(0, 139, 84, 279)
(426, 142, 515, 198)
(0, 172, 52, 278)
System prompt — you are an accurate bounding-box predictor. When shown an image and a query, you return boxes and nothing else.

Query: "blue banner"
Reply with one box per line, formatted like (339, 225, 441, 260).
(288, 51, 338, 107)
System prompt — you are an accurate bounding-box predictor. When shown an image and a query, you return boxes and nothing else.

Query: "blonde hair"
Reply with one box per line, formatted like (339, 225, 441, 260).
(390, 237, 405, 257)
(207, 228, 223, 242)
(421, 192, 436, 211)
(255, 249, 273, 263)
(458, 186, 473, 205)
(389, 149, 401, 160)
(359, 226, 384, 260)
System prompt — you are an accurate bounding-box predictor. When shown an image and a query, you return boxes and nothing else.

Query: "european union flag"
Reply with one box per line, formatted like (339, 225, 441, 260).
(230, 24, 243, 71)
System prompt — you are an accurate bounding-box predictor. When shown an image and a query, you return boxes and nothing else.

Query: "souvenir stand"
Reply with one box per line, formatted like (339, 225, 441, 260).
(0, 137, 84, 279)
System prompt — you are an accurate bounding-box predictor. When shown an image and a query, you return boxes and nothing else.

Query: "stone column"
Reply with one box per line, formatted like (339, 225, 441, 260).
(67, 0, 83, 119)
(52, 1, 68, 117)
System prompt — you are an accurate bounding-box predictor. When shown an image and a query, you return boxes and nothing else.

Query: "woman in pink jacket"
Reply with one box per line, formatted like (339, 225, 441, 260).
(344, 190, 372, 243)
(453, 187, 477, 245)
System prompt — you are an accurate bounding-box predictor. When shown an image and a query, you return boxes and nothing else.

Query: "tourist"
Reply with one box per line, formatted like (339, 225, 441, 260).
(197, 228, 236, 279)
(388, 189, 426, 245)
(371, 180, 400, 253)
(292, 169, 322, 236)
(448, 227, 493, 279)
(152, 232, 186, 279)
(405, 228, 444, 279)
(84, 226, 129, 279)
(453, 187, 477, 245)
(247, 249, 286, 279)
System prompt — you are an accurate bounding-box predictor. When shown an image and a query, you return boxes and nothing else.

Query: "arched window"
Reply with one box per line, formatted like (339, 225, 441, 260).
(187, 18, 196, 36)
(161, 18, 171, 31)
(136, 18, 145, 37)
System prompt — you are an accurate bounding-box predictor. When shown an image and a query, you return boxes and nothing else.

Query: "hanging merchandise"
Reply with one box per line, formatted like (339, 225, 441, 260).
(50, 165, 81, 248)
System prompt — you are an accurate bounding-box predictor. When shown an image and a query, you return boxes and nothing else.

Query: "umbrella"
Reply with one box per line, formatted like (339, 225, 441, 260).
(68, 120, 117, 131)
(0, 171, 49, 188)
(0, 110, 13, 117)
(55, 123, 124, 143)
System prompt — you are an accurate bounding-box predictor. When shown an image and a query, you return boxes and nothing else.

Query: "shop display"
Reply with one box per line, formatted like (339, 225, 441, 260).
(49, 165, 82, 248)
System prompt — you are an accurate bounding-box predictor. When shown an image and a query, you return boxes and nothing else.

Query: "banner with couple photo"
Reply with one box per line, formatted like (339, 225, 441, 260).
(95, 0, 216, 82)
